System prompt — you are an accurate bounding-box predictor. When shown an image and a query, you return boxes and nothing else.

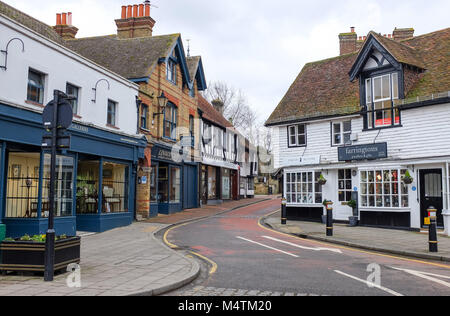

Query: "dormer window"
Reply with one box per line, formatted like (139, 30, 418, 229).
(364, 72, 400, 129)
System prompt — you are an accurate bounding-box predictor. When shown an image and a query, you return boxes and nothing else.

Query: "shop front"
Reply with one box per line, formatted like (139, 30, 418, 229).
(0, 102, 146, 238)
(200, 163, 239, 206)
(150, 144, 196, 214)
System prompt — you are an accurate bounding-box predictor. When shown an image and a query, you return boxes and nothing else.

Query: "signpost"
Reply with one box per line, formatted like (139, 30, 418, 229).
(42, 90, 73, 282)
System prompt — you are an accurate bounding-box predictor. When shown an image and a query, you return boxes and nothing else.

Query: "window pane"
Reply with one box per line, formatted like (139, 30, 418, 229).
(373, 77, 382, 101)
(365, 79, 372, 104)
(382, 74, 391, 99)
(77, 160, 100, 215)
(297, 135, 306, 146)
(392, 73, 399, 99)
(170, 167, 181, 203)
(297, 124, 305, 134)
(343, 121, 351, 132)
(66, 84, 79, 115)
(102, 162, 129, 213)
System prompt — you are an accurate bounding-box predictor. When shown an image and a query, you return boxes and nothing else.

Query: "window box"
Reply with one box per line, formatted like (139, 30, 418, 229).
(0, 236, 80, 274)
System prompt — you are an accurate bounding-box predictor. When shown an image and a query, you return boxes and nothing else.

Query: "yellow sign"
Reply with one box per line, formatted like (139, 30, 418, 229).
(424, 217, 431, 225)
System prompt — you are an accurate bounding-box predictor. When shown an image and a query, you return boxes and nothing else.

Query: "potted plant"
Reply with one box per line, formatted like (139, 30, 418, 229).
(402, 170, 414, 184)
(347, 199, 359, 226)
(318, 174, 327, 185)
(0, 234, 80, 274)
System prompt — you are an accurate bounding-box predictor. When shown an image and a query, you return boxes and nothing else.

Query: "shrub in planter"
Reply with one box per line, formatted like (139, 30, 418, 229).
(0, 234, 80, 274)
(318, 174, 327, 185)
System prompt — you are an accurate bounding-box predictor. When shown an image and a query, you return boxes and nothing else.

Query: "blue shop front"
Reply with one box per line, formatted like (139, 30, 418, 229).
(0, 102, 146, 238)
(149, 143, 199, 216)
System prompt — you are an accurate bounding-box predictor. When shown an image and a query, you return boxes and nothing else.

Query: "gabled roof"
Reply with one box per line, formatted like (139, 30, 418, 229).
(0, 1, 65, 45)
(266, 28, 450, 127)
(266, 54, 360, 126)
(198, 95, 233, 129)
(66, 34, 181, 81)
(187, 56, 207, 91)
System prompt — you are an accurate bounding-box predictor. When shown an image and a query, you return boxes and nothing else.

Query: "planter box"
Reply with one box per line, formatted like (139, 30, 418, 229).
(0, 224, 5, 242)
(0, 237, 80, 273)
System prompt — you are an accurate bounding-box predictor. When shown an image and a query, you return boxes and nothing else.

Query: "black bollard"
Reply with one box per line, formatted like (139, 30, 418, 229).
(326, 202, 334, 237)
(281, 198, 287, 225)
(428, 206, 438, 253)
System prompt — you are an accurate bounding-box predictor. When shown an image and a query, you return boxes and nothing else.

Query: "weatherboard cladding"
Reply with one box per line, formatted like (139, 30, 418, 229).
(266, 28, 450, 126)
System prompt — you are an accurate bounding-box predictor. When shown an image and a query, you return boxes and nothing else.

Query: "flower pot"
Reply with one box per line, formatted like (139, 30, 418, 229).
(0, 237, 80, 274)
(403, 177, 413, 185)
(349, 216, 359, 227)
(318, 180, 327, 186)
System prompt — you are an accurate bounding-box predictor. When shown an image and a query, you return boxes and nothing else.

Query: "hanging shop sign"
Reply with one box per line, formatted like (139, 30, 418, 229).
(338, 143, 388, 161)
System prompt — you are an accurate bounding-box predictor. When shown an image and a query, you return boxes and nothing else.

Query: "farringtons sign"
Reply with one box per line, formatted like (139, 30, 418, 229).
(338, 143, 388, 161)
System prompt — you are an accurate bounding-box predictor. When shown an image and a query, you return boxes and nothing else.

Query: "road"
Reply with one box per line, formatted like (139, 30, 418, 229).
(163, 199, 450, 296)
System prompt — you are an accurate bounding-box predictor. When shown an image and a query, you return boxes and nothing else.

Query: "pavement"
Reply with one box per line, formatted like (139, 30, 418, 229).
(263, 211, 450, 263)
(0, 197, 270, 296)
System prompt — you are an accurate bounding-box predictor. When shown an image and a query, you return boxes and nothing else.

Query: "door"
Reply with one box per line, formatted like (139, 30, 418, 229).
(420, 169, 444, 227)
(201, 165, 207, 205)
(183, 164, 198, 209)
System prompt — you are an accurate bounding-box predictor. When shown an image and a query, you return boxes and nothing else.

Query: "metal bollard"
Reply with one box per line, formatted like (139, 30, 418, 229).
(326, 201, 334, 237)
(428, 206, 438, 253)
(281, 198, 287, 225)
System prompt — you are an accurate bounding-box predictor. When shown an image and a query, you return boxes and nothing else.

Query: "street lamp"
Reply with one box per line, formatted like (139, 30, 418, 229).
(152, 91, 169, 126)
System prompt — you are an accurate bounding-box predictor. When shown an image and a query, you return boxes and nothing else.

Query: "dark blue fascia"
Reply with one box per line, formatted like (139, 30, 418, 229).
(129, 77, 150, 84)
(195, 57, 207, 91)
(167, 37, 191, 88)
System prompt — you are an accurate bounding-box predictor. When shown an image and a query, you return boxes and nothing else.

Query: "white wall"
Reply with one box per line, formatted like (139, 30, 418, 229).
(0, 14, 139, 136)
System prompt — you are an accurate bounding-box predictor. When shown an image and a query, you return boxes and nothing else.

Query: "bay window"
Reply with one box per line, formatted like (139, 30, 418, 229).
(360, 169, 409, 208)
(288, 124, 306, 147)
(285, 171, 322, 204)
(365, 73, 400, 129)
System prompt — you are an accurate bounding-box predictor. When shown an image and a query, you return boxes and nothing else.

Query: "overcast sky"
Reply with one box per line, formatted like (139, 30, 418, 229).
(4, 0, 449, 124)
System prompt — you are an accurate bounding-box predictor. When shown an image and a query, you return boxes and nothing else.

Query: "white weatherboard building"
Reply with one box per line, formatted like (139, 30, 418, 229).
(266, 27, 450, 234)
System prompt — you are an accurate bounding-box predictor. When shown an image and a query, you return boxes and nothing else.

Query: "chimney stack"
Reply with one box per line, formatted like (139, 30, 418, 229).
(393, 27, 415, 41)
(211, 99, 225, 115)
(53, 12, 78, 40)
(339, 26, 358, 55)
(115, 2, 156, 39)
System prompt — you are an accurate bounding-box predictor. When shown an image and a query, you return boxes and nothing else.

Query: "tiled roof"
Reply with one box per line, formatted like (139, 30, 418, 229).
(0, 1, 65, 45)
(66, 34, 179, 79)
(266, 28, 450, 126)
(198, 95, 233, 128)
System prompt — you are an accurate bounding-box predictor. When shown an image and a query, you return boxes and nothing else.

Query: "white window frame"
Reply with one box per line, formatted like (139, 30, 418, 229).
(332, 121, 352, 146)
(285, 171, 323, 205)
(359, 168, 409, 209)
(66, 83, 80, 116)
(288, 124, 306, 147)
(338, 169, 353, 202)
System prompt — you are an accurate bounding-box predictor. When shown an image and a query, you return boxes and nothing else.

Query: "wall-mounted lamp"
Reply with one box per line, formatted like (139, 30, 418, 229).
(1, 38, 25, 71)
(92, 79, 110, 103)
(153, 91, 168, 120)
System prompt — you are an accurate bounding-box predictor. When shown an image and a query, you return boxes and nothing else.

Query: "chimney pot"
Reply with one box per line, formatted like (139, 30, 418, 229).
(62, 13, 67, 25)
(127, 5, 132, 18)
(351, 26, 355, 33)
(145, 3, 150, 16)
(56, 13, 61, 25)
(133, 5, 138, 18)
(139, 4, 144, 17)
(121, 6, 127, 19)
(68, 12, 72, 26)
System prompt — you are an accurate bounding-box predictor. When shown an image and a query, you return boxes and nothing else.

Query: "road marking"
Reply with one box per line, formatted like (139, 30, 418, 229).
(262, 235, 343, 254)
(389, 266, 450, 289)
(334, 270, 404, 297)
(189, 251, 218, 275)
(258, 210, 450, 270)
(236, 236, 299, 258)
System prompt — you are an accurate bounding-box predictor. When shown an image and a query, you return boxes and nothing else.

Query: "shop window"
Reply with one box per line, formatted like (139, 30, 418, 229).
(158, 166, 169, 203)
(365, 73, 400, 129)
(338, 169, 353, 202)
(76, 160, 100, 214)
(27, 69, 45, 104)
(41, 154, 74, 217)
(66, 83, 80, 115)
(248, 179, 255, 191)
(107, 100, 117, 126)
(285, 171, 322, 204)
(332, 121, 352, 146)
(170, 167, 181, 204)
(222, 169, 231, 200)
(164, 103, 178, 140)
(150, 165, 157, 203)
(6, 152, 41, 218)
(360, 169, 409, 208)
(102, 162, 129, 213)
(208, 166, 218, 200)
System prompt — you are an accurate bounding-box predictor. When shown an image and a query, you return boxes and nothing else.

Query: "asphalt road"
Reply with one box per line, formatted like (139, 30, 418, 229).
(165, 199, 450, 296)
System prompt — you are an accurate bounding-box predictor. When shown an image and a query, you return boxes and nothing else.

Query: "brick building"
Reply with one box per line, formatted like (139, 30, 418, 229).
(67, 2, 207, 218)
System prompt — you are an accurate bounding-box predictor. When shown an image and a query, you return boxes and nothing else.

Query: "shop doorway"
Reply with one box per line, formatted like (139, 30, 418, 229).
(183, 164, 198, 209)
(419, 169, 444, 227)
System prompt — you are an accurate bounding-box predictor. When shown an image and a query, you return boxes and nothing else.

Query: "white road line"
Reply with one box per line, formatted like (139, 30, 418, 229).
(262, 236, 343, 254)
(389, 267, 450, 288)
(236, 236, 299, 258)
(334, 270, 404, 297)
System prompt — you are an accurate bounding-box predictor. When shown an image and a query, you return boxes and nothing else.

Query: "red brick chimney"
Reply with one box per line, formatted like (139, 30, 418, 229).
(393, 27, 415, 41)
(53, 12, 78, 40)
(339, 27, 357, 55)
(115, 1, 156, 39)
